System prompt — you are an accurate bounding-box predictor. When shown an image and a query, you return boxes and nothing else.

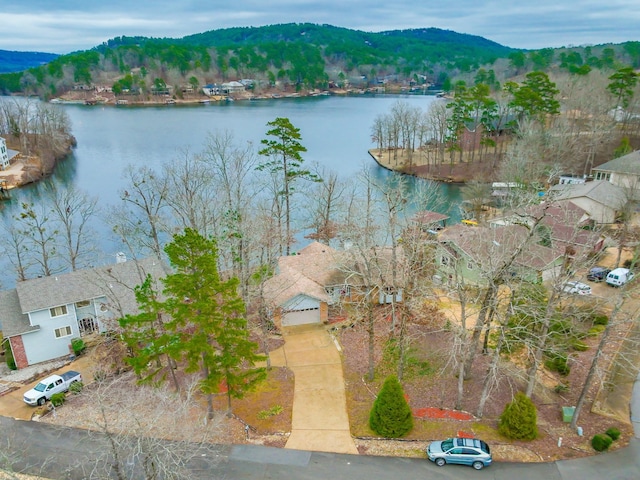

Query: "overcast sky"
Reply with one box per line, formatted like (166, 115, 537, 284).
(2, 0, 639, 54)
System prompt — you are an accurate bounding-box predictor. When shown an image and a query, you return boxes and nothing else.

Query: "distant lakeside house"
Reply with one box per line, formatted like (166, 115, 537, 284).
(0, 136, 19, 171)
(0, 257, 165, 369)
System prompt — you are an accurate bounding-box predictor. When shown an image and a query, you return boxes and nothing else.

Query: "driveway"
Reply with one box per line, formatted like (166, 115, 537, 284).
(269, 325, 358, 455)
(0, 355, 95, 420)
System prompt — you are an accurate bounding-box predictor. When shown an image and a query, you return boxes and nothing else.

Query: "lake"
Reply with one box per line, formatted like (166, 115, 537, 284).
(0, 94, 462, 287)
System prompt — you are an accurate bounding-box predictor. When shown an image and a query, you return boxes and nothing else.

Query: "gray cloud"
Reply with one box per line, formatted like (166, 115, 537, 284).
(1, 1, 639, 53)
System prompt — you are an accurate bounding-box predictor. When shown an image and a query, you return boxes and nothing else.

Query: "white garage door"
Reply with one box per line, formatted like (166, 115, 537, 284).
(282, 308, 320, 326)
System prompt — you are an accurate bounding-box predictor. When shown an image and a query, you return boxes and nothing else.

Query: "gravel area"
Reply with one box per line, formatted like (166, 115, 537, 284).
(0, 357, 70, 384)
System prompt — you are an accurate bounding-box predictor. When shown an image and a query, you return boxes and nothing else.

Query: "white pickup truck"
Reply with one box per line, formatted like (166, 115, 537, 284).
(23, 370, 82, 406)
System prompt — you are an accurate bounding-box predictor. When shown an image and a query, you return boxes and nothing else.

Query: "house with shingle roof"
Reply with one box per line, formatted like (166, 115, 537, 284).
(436, 224, 564, 285)
(0, 257, 166, 369)
(591, 150, 640, 200)
(263, 242, 348, 327)
(550, 180, 627, 224)
(263, 242, 406, 328)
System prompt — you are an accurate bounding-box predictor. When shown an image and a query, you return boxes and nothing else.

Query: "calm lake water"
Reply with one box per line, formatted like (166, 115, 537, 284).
(0, 94, 462, 286)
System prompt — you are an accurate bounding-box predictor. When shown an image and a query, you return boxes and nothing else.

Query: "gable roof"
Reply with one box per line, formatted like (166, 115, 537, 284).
(14, 257, 166, 315)
(550, 180, 627, 209)
(592, 150, 640, 175)
(0, 289, 37, 338)
(439, 224, 561, 272)
(412, 210, 449, 225)
(263, 242, 343, 307)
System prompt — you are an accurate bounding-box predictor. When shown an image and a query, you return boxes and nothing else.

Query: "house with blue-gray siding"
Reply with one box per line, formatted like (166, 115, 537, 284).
(0, 257, 166, 369)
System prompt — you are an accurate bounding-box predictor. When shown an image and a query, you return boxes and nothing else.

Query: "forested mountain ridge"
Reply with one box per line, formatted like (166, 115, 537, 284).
(0, 49, 59, 73)
(0, 23, 513, 97)
(0, 23, 638, 99)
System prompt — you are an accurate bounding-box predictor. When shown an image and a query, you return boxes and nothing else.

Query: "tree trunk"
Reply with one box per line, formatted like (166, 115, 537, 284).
(477, 330, 504, 417)
(525, 296, 557, 398)
(570, 300, 624, 429)
(463, 284, 497, 378)
(367, 301, 375, 382)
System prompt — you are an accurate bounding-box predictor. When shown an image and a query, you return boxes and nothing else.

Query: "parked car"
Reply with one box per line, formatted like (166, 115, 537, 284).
(587, 267, 611, 282)
(23, 371, 82, 406)
(426, 437, 492, 470)
(562, 281, 592, 295)
(606, 267, 634, 287)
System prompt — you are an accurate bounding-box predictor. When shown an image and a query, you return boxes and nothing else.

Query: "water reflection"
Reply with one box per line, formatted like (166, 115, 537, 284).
(1, 94, 462, 288)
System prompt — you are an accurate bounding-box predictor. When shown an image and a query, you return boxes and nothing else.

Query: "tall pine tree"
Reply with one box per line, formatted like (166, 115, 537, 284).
(163, 228, 266, 418)
(122, 228, 266, 419)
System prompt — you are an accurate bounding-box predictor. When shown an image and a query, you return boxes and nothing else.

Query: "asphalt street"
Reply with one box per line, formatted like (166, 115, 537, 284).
(1, 347, 639, 479)
(1, 415, 639, 480)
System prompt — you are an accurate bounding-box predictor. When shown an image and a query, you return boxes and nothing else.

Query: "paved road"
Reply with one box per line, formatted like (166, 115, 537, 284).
(1, 415, 639, 480)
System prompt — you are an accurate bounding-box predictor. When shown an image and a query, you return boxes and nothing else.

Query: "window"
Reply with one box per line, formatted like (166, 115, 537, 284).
(441, 255, 451, 266)
(75, 300, 90, 308)
(50, 305, 68, 317)
(467, 260, 475, 270)
(54, 326, 72, 338)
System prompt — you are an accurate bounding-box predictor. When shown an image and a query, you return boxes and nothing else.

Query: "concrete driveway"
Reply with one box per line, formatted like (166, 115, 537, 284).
(0, 355, 94, 420)
(270, 325, 358, 455)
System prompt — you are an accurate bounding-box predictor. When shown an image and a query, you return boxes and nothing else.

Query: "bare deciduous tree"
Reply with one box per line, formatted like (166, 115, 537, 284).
(84, 373, 221, 480)
(45, 182, 99, 271)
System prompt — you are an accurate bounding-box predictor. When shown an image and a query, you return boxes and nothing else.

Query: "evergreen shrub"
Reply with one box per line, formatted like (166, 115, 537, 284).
(498, 392, 538, 440)
(572, 340, 588, 352)
(545, 353, 570, 376)
(69, 381, 84, 394)
(71, 338, 86, 356)
(4, 343, 16, 370)
(605, 427, 621, 441)
(592, 433, 613, 451)
(592, 314, 609, 326)
(369, 375, 413, 438)
(50, 393, 65, 407)
(553, 383, 569, 394)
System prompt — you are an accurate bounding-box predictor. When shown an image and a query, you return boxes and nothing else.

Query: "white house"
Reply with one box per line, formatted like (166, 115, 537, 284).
(1, 137, 12, 170)
(0, 257, 166, 369)
(202, 83, 221, 96)
(221, 81, 245, 94)
(591, 150, 640, 199)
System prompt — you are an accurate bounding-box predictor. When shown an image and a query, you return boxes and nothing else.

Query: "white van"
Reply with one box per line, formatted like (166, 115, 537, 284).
(606, 268, 634, 287)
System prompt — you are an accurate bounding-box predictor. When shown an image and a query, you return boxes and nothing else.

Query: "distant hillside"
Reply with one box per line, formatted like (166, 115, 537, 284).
(0, 49, 59, 73)
(0, 23, 637, 98)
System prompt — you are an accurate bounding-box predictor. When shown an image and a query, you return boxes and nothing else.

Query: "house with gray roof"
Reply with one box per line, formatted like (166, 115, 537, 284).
(0, 257, 166, 369)
(591, 150, 640, 200)
(549, 180, 627, 224)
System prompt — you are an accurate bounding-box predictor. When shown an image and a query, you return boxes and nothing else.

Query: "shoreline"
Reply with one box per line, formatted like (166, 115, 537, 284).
(368, 148, 472, 184)
(50, 86, 441, 107)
